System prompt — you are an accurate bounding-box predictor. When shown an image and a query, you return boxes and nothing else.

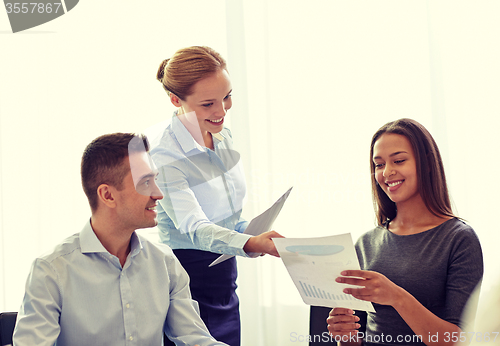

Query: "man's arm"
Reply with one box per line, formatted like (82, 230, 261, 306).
(13, 259, 61, 346)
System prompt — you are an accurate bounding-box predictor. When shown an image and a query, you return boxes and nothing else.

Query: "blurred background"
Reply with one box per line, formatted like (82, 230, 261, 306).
(1, 1, 499, 344)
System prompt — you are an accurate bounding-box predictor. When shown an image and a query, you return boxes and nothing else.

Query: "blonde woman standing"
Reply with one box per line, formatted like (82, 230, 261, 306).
(153, 46, 283, 346)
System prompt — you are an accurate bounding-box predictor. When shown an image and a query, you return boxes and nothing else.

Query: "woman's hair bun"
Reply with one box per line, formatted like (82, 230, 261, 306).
(156, 59, 169, 82)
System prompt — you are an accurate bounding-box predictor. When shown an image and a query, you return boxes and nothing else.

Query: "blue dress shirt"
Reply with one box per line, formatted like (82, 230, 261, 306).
(150, 115, 251, 257)
(12, 221, 228, 346)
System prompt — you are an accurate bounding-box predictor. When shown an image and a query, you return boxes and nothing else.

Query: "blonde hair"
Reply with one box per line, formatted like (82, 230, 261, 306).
(156, 46, 227, 100)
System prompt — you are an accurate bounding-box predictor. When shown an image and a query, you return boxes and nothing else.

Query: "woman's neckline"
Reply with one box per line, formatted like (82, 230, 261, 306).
(384, 216, 455, 237)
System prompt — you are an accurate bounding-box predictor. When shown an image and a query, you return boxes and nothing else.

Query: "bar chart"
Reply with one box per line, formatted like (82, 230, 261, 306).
(273, 234, 375, 312)
(299, 280, 355, 301)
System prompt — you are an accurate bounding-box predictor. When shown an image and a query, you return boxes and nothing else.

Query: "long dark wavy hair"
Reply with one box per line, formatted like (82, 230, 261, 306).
(370, 118, 455, 225)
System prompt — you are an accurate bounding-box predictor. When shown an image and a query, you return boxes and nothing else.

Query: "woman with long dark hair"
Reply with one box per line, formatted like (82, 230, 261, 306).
(327, 118, 483, 346)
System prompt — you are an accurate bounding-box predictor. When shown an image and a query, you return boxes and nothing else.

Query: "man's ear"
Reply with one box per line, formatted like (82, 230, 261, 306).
(96, 184, 117, 209)
(170, 93, 183, 107)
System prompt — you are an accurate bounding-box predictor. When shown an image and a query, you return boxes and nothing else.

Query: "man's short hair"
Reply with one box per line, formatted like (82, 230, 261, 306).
(81, 133, 149, 212)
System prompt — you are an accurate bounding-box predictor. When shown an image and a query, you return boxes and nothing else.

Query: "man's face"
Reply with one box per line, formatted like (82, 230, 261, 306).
(114, 152, 163, 231)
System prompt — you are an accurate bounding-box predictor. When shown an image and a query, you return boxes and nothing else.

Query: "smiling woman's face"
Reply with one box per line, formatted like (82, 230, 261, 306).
(372, 133, 420, 206)
(176, 69, 232, 136)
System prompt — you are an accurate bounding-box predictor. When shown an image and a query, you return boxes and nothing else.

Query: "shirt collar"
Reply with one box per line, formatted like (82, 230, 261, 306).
(80, 219, 143, 257)
(129, 232, 143, 257)
(171, 113, 205, 153)
(171, 112, 227, 153)
(212, 132, 225, 144)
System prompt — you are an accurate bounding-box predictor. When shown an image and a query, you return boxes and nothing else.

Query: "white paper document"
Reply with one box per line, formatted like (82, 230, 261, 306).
(273, 234, 375, 312)
(209, 187, 293, 267)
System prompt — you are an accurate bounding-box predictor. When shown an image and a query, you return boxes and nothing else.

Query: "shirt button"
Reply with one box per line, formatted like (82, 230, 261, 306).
(129, 336, 134, 341)
(126, 303, 130, 308)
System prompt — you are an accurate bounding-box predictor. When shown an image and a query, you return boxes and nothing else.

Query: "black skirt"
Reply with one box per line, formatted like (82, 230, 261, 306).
(164, 249, 240, 346)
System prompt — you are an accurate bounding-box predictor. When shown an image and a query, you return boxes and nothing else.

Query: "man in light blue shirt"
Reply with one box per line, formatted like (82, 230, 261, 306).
(13, 133, 227, 346)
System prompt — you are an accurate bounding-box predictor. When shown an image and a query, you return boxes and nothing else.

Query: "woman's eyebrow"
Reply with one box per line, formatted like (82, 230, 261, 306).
(373, 151, 408, 160)
(199, 90, 232, 103)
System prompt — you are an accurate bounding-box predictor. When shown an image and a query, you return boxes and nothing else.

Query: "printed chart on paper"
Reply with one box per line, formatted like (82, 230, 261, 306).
(273, 234, 375, 312)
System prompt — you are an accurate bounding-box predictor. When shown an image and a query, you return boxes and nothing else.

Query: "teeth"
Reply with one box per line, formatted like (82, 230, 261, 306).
(209, 118, 223, 123)
(146, 206, 156, 211)
(388, 181, 402, 187)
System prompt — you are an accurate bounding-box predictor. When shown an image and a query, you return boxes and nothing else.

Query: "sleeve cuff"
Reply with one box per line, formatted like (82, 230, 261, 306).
(227, 233, 260, 258)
